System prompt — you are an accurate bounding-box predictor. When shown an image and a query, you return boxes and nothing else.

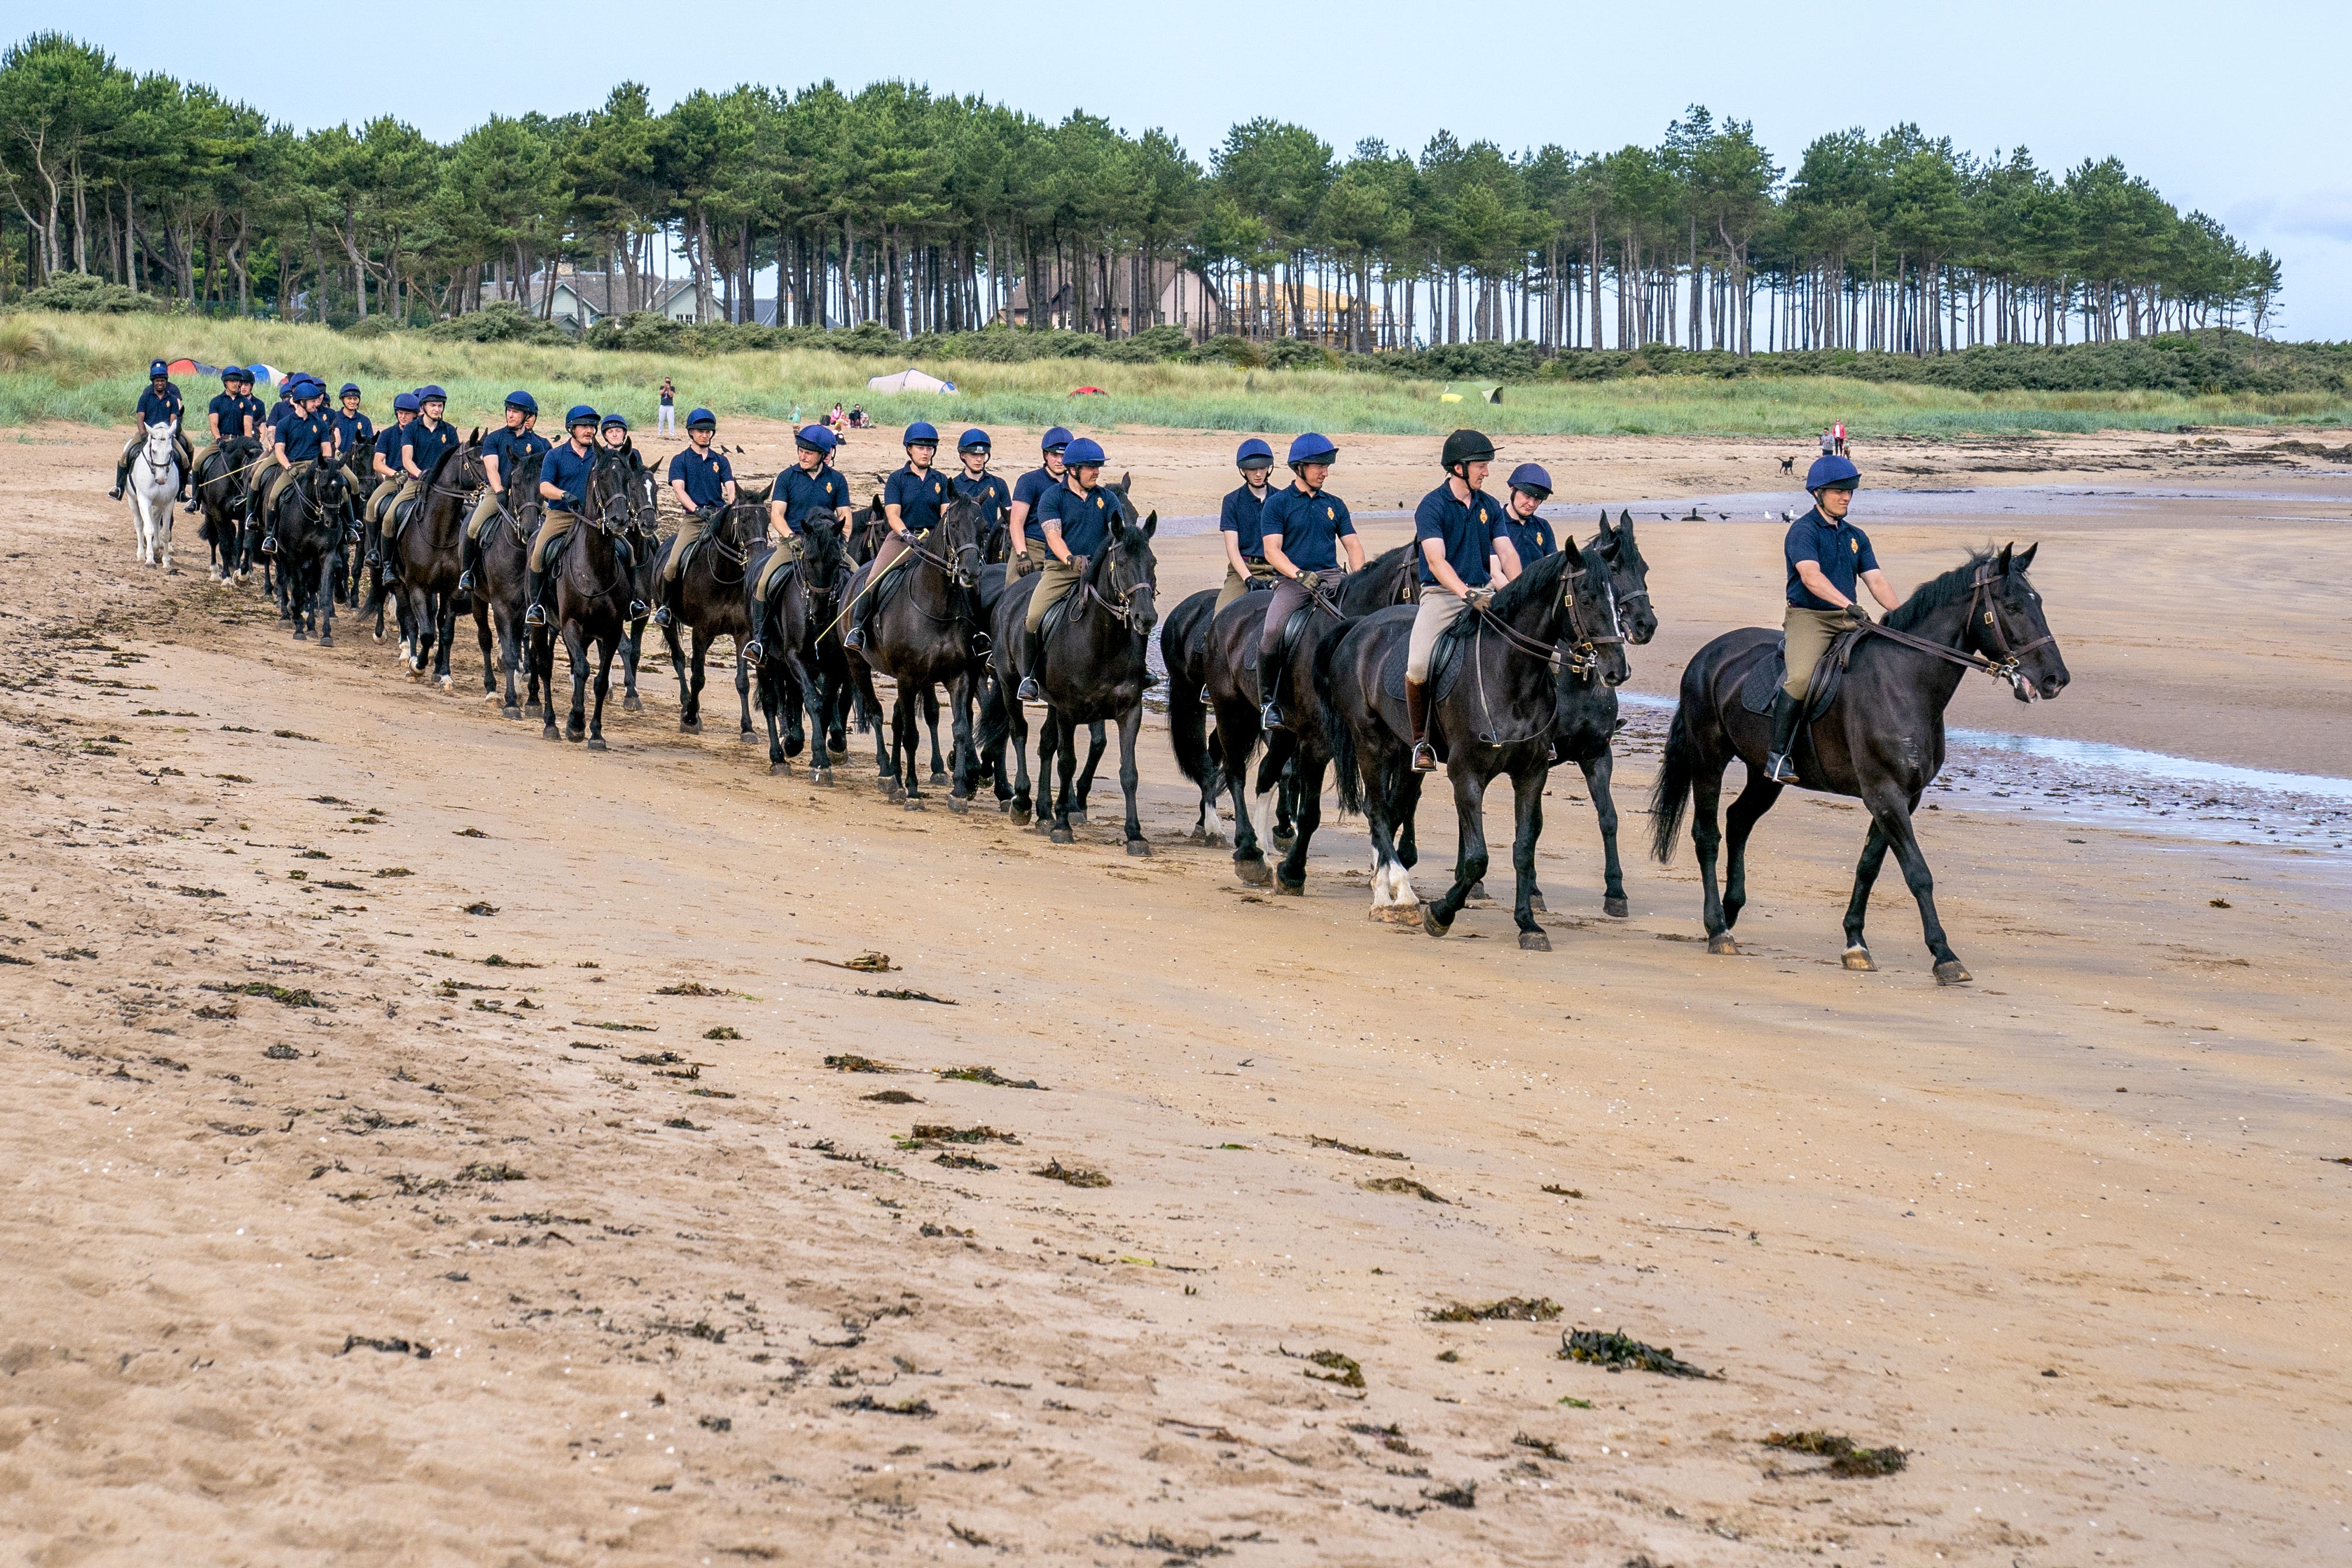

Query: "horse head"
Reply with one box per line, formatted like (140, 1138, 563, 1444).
(797, 508, 850, 601)
(141, 421, 175, 465)
(1096, 487, 1159, 638)
(932, 493, 985, 589)
(1979, 542, 2067, 702)
(1591, 512, 1658, 645)
(586, 444, 649, 536)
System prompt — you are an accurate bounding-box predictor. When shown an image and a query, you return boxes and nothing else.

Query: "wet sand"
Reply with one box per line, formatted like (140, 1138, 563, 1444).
(2, 421, 2347, 1566)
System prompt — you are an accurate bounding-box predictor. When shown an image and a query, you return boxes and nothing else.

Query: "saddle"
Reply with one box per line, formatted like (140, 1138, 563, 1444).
(1243, 604, 1314, 681)
(1738, 626, 1866, 723)
(1378, 618, 1471, 707)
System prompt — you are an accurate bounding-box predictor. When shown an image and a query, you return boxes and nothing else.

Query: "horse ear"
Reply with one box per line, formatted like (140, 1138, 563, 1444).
(1143, 509, 1157, 539)
(2012, 541, 2037, 573)
(1560, 534, 1586, 569)
(1996, 541, 2014, 573)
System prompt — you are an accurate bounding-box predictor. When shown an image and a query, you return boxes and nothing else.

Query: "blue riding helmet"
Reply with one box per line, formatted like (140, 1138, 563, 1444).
(504, 389, 538, 414)
(1805, 453, 1861, 492)
(565, 404, 599, 428)
(339, 382, 362, 397)
(1507, 462, 1553, 497)
(957, 427, 991, 452)
(795, 424, 838, 455)
(288, 376, 324, 400)
(1062, 437, 1106, 467)
(1286, 432, 1338, 468)
(416, 384, 448, 404)
(221, 365, 244, 383)
(1236, 437, 1274, 470)
(686, 407, 717, 431)
(903, 420, 939, 447)
(601, 412, 630, 432)
(392, 392, 422, 414)
(1040, 425, 1074, 454)
(148, 359, 169, 379)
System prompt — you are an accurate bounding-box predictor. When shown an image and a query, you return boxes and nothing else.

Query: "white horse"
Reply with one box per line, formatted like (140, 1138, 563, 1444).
(127, 420, 180, 570)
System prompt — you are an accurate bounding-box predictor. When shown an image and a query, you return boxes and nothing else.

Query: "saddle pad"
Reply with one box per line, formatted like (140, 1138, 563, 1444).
(1040, 593, 1071, 646)
(1378, 622, 1467, 707)
(1738, 631, 1859, 722)
(1737, 641, 1786, 715)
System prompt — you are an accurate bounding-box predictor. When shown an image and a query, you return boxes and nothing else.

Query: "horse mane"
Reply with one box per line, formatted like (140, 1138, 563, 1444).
(1883, 545, 1999, 633)
(427, 439, 467, 485)
(1487, 542, 1575, 618)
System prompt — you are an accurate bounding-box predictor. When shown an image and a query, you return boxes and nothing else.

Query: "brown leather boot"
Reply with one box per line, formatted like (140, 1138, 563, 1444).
(1407, 677, 1436, 771)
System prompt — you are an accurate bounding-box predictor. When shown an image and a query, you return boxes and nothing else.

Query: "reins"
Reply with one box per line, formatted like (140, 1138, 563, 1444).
(1860, 567, 2052, 698)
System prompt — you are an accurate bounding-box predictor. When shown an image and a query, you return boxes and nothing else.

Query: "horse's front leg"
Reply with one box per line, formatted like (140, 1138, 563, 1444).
(1116, 704, 1148, 854)
(563, 624, 590, 742)
(946, 674, 976, 813)
(666, 621, 693, 726)
(1005, 683, 1035, 825)
(735, 645, 756, 742)
(475, 603, 497, 697)
(1047, 710, 1079, 844)
(1424, 763, 1489, 937)
(1580, 751, 1630, 918)
(588, 635, 615, 750)
(1069, 719, 1106, 825)
(1841, 819, 1893, 971)
(435, 591, 458, 688)
(316, 553, 337, 648)
(1509, 759, 1549, 950)
(923, 686, 946, 781)
(1361, 745, 1417, 923)
(1870, 788, 1966, 984)
(1721, 771, 1783, 933)
(1275, 754, 1328, 890)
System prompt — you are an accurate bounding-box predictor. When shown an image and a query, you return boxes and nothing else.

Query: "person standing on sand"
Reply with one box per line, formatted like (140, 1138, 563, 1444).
(1765, 453, 1900, 784)
(657, 378, 676, 435)
(1213, 438, 1277, 613)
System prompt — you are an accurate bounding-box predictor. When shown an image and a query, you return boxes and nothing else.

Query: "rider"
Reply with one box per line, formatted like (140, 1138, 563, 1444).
(196, 365, 258, 515)
(1005, 426, 1072, 582)
(524, 406, 600, 628)
(1257, 432, 1365, 729)
(1498, 462, 1557, 568)
(1016, 436, 1114, 702)
(381, 384, 456, 559)
(331, 383, 374, 471)
(651, 407, 736, 626)
(1766, 452, 1897, 783)
(1213, 437, 1277, 612)
(458, 391, 548, 593)
(112, 359, 192, 505)
(950, 428, 1011, 553)
(769, 423, 852, 559)
(252, 375, 334, 552)
(1405, 429, 1523, 771)
(366, 392, 420, 548)
(846, 421, 950, 651)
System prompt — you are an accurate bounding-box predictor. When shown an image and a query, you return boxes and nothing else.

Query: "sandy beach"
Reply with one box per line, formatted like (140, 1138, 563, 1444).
(2, 419, 2346, 1566)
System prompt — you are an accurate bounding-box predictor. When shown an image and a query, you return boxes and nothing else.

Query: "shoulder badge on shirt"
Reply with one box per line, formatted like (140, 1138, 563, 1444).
(1850, 537, 1859, 553)
(1325, 505, 1334, 520)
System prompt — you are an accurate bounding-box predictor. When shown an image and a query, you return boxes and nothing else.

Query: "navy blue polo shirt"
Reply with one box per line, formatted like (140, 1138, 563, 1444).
(482, 427, 549, 480)
(777, 463, 850, 533)
(1784, 507, 1879, 610)
(402, 418, 458, 477)
(207, 393, 250, 442)
(233, 394, 266, 439)
(1263, 484, 1355, 574)
(1012, 465, 1062, 545)
(275, 409, 333, 463)
(137, 384, 182, 424)
(667, 445, 735, 509)
(333, 408, 375, 454)
(266, 399, 292, 436)
(1040, 481, 1116, 559)
(539, 441, 596, 510)
(374, 422, 409, 472)
(1413, 483, 1502, 589)
(884, 463, 950, 534)
(1219, 483, 1270, 559)
(952, 470, 1011, 530)
(1499, 507, 1556, 565)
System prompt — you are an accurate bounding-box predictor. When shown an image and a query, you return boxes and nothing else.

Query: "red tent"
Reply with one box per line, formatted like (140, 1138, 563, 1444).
(1068, 386, 1106, 397)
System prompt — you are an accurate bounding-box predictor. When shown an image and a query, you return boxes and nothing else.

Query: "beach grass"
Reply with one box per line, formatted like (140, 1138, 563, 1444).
(5, 310, 2346, 440)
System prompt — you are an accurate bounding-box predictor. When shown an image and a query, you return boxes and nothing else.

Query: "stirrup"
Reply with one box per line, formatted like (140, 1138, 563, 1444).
(260, 535, 277, 556)
(1016, 675, 1040, 702)
(1411, 740, 1438, 773)
(1198, 684, 1211, 705)
(1260, 699, 1283, 731)
(650, 605, 672, 628)
(743, 638, 765, 662)
(1764, 750, 1798, 784)
(456, 570, 476, 592)
(524, 603, 547, 627)
(627, 600, 650, 621)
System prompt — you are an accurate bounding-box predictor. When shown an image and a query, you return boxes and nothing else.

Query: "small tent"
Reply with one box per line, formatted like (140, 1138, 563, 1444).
(166, 357, 219, 379)
(866, 366, 949, 394)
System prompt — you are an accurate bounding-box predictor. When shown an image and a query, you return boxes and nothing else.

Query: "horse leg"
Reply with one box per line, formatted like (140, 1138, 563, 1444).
(1690, 757, 1737, 954)
(475, 601, 497, 697)
(1721, 771, 1784, 933)
(1870, 788, 1966, 983)
(1004, 686, 1034, 825)
(895, 691, 922, 804)
(316, 553, 337, 648)
(923, 686, 946, 781)
(1840, 819, 1894, 971)
(689, 635, 712, 735)
(587, 634, 614, 750)
(1509, 760, 1550, 950)
(1223, 720, 1271, 885)
(1579, 752, 1629, 918)
(1362, 746, 1418, 923)
(436, 590, 457, 688)
(564, 623, 589, 742)
(1275, 756, 1328, 891)
(1069, 720, 1106, 826)
(621, 617, 645, 712)
(946, 675, 976, 814)
(1395, 769, 1424, 872)
(736, 646, 756, 742)
(1048, 711, 1078, 844)
(1271, 758, 1299, 853)
(1116, 704, 1148, 853)
(667, 622, 695, 728)
(1424, 765, 1488, 939)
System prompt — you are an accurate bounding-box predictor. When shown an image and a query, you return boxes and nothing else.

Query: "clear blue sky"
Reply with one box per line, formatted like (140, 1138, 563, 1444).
(82, 0, 2352, 339)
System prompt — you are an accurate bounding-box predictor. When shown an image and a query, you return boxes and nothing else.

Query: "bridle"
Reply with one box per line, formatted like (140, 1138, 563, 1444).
(1078, 536, 1156, 636)
(1468, 560, 1624, 680)
(1860, 565, 2053, 700)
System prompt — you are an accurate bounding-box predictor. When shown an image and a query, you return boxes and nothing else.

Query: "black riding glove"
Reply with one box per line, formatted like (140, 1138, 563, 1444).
(1843, 603, 1872, 625)
(1296, 570, 1323, 593)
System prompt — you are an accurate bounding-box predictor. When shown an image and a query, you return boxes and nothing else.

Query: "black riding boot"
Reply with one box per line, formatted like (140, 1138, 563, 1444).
(1015, 626, 1043, 702)
(524, 566, 549, 627)
(1407, 678, 1436, 772)
(109, 451, 130, 500)
(456, 527, 479, 593)
(1763, 690, 1803, 784)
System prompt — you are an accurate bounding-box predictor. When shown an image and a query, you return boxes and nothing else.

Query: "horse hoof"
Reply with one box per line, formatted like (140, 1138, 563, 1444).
(524, 702, 542, 719)
(1842, 946, 1877, 972)
(587, 737, 608, 752)
(1009, 806, 1032, 826)
(738, 730, 757, 745)
(769, 762, 788, 777)
(1420, 904, 1452, 939)
(1270, 831, 1295, 853)
(814, 770, 833, 787)
(1274, 874, 1303, 895)
(947, 797, 970, 815)
(1519, 930, 1552, 952)
(680, 719, 701, 735)
(1603, 896, 1630, 919)
(542, 727, 560, 742)
(292, 629, 309, 642)
(1530, 891, 1548, 913)
(318, 634, 334, 648)
(623, 694, 643, 712)
(904, 798, 926, 812)
(1706, 932, 1739, 956)
(1126, 839, 1152, 858)
(438, 676, 452, 691)
(1934, 960, 1973, 986)
(1468, 880, 1490, 901)
(1049, 827, 1074, 844)
(1234, 856, 1272, 888)
(503, 707, 522, 721)
(931, 767, 947, 782)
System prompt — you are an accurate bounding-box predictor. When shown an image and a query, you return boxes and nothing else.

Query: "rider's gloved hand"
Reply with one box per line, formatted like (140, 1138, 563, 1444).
(1296, 570, 1323, 592)
(1843, 603, 1872, 625)
(1465, 586, 1496, 610)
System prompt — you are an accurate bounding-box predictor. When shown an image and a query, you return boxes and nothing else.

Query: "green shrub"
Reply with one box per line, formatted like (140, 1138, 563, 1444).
(5, 273, 164, 316)
(426, 300, 569, 347)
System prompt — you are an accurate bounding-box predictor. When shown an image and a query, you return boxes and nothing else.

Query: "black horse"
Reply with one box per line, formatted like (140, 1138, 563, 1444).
(470, 449, 544, 721)
(749, 513, 855, 783)
(1648, 542, 2067, 984)
(1532, 511, 1659, 919)
(535, 444, 650, 750)
(376, 434, 482, 688)
(1160, 588, 1231, 844)
(657, 496, 766, 741)
(191, 438, 261, 584)
(1324, 545, 1629, 950)
(846, 494, 985, 805)
(980, 490, 1159, 850)
(269, 461, 354, 647)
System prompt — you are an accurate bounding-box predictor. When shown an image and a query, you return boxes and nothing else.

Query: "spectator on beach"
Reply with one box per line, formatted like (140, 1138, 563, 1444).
(657, 378, 676, 435)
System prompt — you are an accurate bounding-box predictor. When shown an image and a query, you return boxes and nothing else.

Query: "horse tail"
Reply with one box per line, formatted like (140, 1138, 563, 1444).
(1164, 624, 1214, 790)
(1648, 703, 1697, 863)
(1317, 617, 1363, 816)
